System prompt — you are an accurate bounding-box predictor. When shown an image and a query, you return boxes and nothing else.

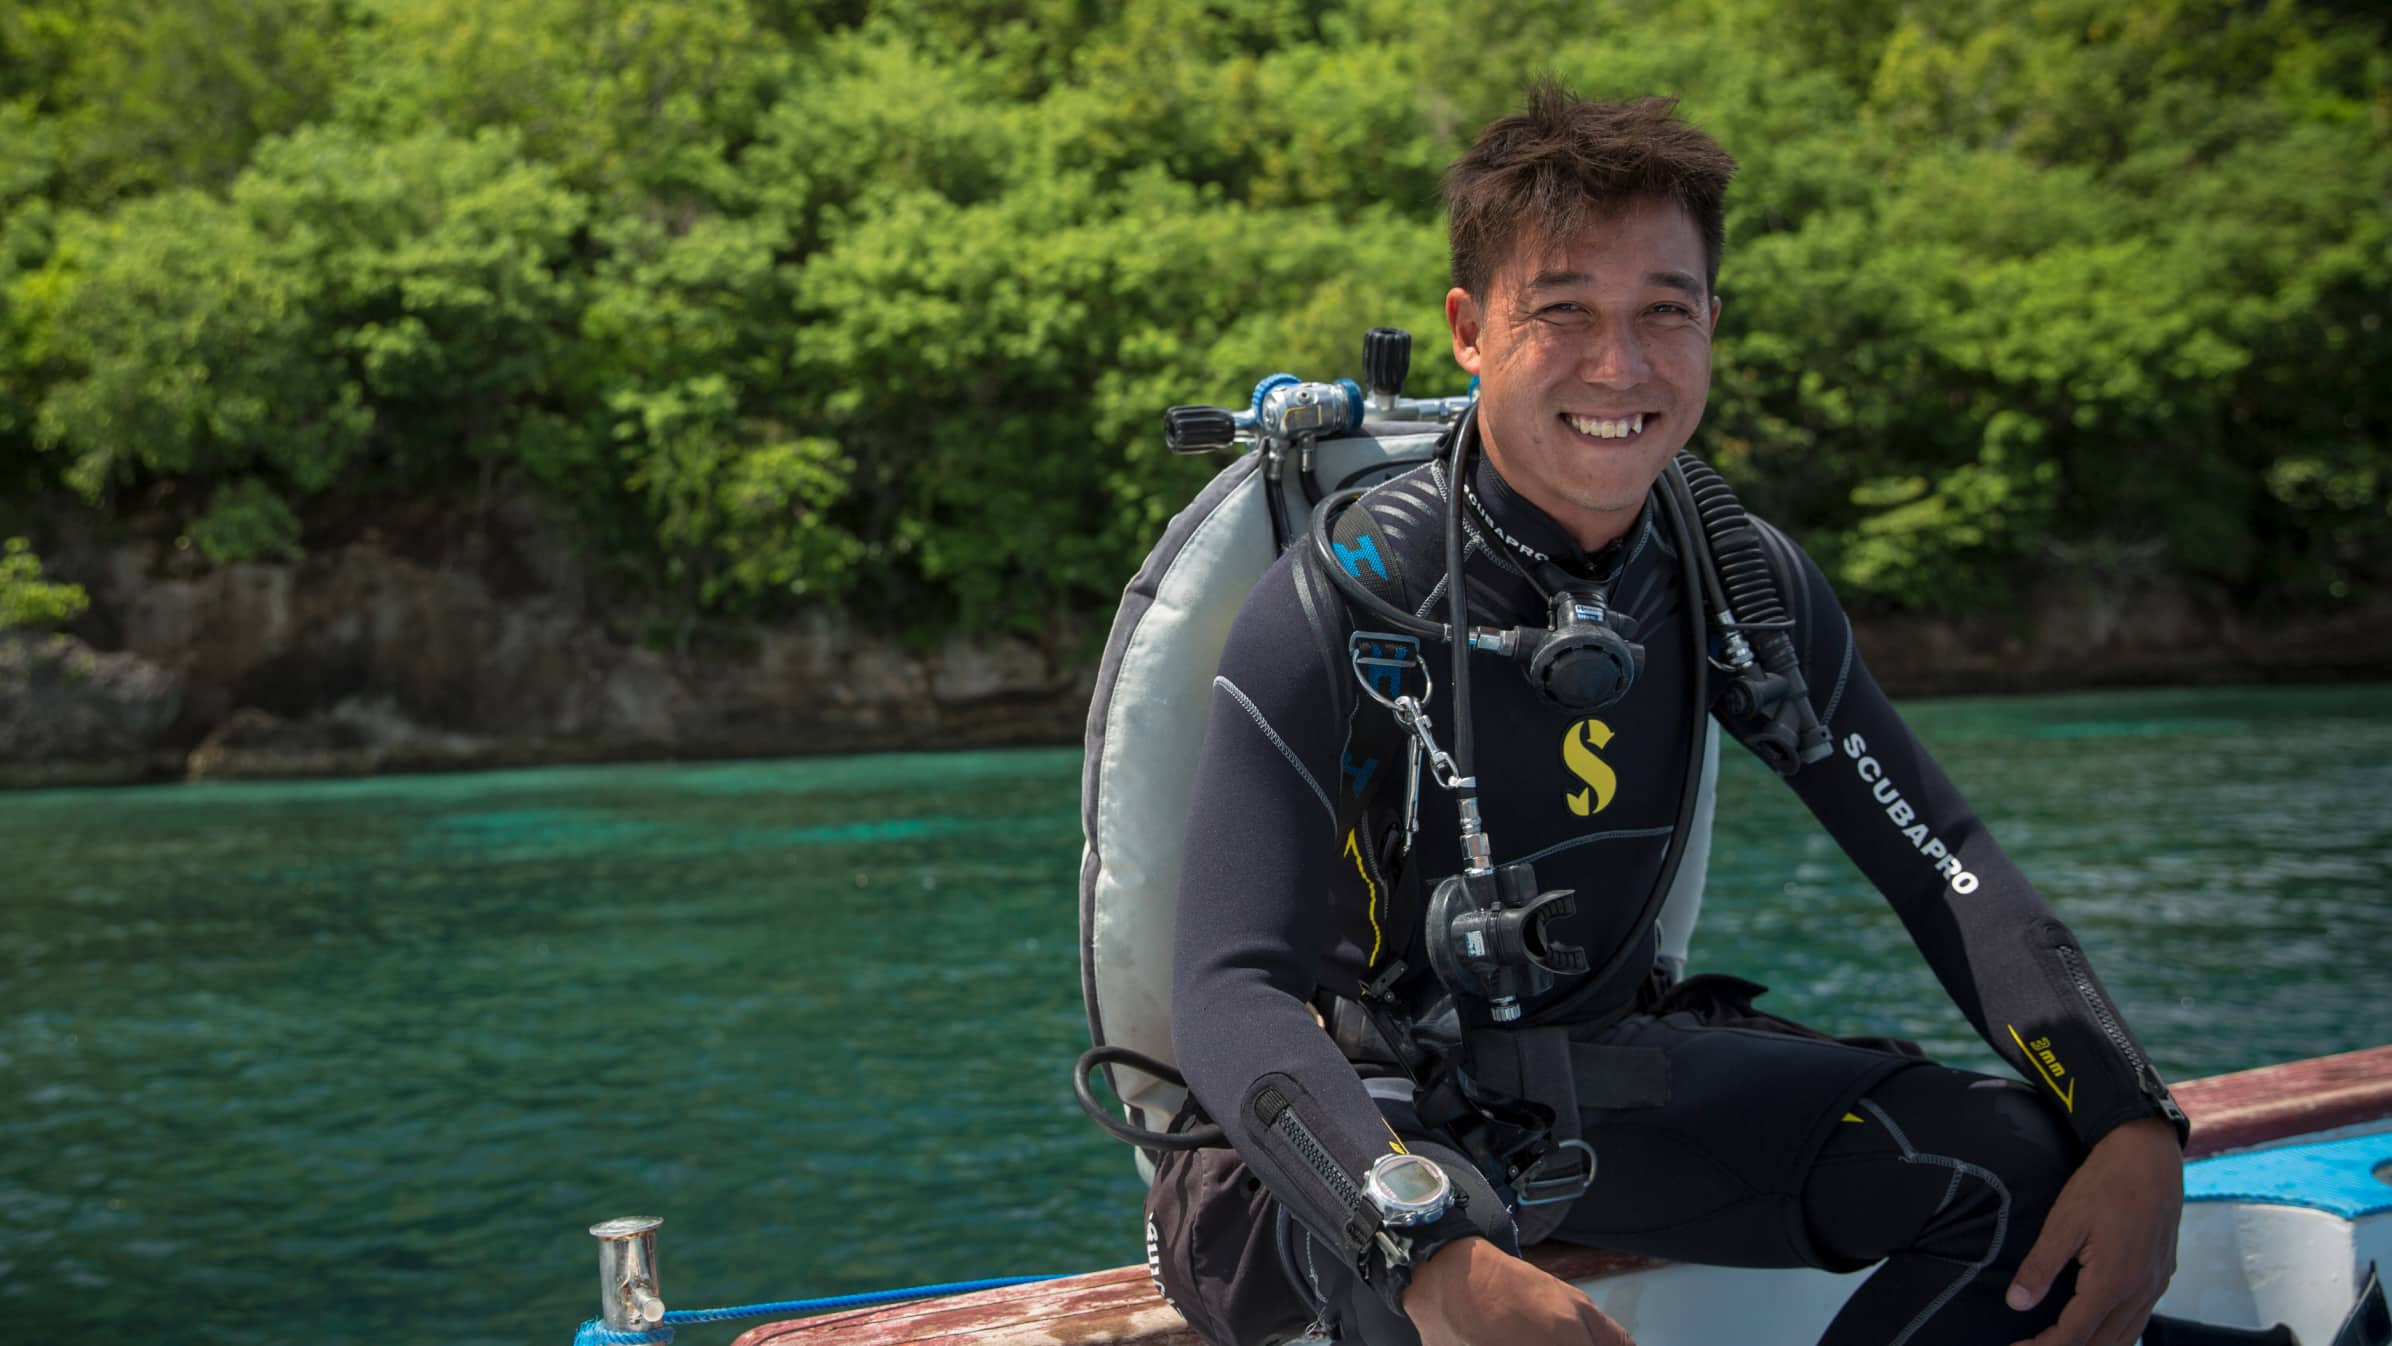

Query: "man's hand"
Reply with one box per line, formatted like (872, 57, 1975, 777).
(2007, 1116, 2184, 1346)
(1404, 1236, 1634, 1346)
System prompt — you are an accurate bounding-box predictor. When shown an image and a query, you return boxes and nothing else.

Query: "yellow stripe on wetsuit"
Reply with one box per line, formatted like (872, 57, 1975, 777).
(1345, 827, 1384, 966)
(1342, 827, 1404, 1156)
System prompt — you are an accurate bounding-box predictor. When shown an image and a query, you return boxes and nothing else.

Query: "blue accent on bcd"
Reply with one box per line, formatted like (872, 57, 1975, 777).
(1334, 534, 1389, 582)
(1342, 753, 1378, 798)
(1348, 630, 1422, 704)
(1252, 372, 1300, 411)
(1360, 645, 1406, 699)
(2183, 1128, 2392, 1220)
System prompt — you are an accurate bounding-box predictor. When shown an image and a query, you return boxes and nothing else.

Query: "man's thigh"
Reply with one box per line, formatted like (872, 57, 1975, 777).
(1553, 1009, 1919, 1267)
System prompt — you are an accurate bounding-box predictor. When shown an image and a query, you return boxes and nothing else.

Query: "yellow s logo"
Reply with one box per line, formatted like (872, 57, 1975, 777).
(1563, 719, 1616, 816)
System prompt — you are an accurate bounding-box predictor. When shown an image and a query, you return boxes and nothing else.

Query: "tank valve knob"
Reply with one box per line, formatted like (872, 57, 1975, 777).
(1165, 404, 1239, 454)
(1364, 327, 1412, 405)
(591, 1216, 668, 1331)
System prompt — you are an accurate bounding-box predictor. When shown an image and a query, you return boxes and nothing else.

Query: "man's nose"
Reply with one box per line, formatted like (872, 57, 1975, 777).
(1577, 319, 1651, 389)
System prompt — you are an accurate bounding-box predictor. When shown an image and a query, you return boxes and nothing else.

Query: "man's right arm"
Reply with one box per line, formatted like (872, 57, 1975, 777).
(1170, 553, 1487, 1311)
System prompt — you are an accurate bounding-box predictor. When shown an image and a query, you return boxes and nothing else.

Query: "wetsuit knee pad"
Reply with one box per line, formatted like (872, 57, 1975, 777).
(1806, 1066, 2085, 1271)
(1808, 1068, 2092, 1346)
(1968, 1074, 2086, 1227)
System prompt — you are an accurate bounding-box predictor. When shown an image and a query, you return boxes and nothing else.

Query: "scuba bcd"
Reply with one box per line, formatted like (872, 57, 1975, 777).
(1075, 328, 1470, 1163)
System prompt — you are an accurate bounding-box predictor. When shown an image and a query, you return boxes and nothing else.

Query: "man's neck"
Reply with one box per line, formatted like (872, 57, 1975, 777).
(1466, 446, 1646, 580)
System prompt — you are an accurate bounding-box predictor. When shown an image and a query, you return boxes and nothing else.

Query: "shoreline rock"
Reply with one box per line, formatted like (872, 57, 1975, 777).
(3, 531, 2385, 790)
(0, 630, 185, 785)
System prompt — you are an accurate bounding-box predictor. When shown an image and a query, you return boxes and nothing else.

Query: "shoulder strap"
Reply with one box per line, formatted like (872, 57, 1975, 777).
(1315, 492, 1432, 981)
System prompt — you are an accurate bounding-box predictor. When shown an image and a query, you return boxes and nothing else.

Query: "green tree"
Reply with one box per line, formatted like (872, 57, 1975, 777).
(0, 0, 2383, 638)
(335, 0, 795, 210)
(29, 125, 587, 547)
(0, 0, 346, 205)
(0, 535, 87, 630)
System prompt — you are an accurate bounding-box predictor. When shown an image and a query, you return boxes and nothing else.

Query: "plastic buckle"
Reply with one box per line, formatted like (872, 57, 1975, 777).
(1348, 631, 1425, 708)
(1514, 1139, 1596, 1206)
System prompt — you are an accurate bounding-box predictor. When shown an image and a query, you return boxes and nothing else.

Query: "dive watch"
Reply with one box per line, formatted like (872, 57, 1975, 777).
(1363, 1152, 1453, 1227)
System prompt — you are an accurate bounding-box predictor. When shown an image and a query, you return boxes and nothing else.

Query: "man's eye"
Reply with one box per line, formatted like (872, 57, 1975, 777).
(1540, 303, 1586, 318)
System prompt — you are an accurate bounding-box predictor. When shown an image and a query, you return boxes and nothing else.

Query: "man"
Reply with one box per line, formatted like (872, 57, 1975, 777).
(1157, 86, 2185, 1346)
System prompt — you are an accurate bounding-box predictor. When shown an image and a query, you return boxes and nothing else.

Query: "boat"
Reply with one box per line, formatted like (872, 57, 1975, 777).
(724, 1044, 2392, 1346)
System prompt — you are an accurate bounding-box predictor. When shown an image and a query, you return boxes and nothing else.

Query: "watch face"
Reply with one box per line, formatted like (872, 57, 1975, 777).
(1378, 1156, 1444, 1205)
(1367, 1153, 1450, 1225)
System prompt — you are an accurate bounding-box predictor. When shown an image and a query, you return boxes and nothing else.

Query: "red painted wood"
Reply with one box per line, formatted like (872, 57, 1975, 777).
(2176, 1043, 2392, 1159)
(731, 1046, 2392, 1346)
(730, 1265, 1203, 1346)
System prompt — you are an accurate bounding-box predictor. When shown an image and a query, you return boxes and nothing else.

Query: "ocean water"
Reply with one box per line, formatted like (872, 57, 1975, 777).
(2, 683, 2387, 1345)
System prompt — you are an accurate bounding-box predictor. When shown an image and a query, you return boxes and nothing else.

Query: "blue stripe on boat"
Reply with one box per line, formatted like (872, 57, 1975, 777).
(2184, 1129, 2392, 1219)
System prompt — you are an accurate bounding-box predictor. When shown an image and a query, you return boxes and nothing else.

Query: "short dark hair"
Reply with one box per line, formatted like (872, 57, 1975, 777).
(1444, 84, 1738, 300)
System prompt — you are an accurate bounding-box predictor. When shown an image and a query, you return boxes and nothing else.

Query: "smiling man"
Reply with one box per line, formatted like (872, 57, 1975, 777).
(1453, 196, 1717, 550)
(1151, 86, 2186, 1346)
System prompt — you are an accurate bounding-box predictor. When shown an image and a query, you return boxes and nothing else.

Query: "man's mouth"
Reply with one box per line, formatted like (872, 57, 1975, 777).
(1563, 412, 1651, 440)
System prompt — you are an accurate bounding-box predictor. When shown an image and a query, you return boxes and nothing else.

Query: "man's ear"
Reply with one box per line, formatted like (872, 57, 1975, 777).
(1446, 286, 1486, 376)
(1709, 294, 1723, 331)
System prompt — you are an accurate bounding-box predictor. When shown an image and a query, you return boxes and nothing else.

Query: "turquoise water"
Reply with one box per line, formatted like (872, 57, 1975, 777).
(3, 683, 2388, 1346)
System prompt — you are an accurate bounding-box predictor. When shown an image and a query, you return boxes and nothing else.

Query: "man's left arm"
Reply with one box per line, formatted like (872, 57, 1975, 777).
(1750, 522, 2184, 1345)
(1752, 521, 2184, 1144)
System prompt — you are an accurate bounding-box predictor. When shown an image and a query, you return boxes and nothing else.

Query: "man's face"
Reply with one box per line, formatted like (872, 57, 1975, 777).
(1445, 196, 1720, 552)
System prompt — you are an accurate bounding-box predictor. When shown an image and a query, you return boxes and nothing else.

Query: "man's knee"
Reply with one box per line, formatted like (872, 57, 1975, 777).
(1808, 1067, 2084, 1270)
(1956, 1076, 2083, 1259)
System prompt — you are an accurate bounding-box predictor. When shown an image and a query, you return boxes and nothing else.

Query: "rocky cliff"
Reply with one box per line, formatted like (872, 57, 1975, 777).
(4, 501, 2385, 788)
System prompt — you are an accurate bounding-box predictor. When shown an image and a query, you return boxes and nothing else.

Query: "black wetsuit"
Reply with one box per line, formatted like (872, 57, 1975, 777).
(1162, 426, 2184, 1345)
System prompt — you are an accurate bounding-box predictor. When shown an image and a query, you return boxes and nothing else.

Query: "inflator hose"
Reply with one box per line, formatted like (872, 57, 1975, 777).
(1443, 415, 1476, 781)
(1674, 452, 1832, 771)
(1073, 1045, 1227, 1151)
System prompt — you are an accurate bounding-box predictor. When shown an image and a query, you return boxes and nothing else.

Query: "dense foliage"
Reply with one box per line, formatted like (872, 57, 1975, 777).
(1, 0, 2385, 637)
(0, 536, 87, 630)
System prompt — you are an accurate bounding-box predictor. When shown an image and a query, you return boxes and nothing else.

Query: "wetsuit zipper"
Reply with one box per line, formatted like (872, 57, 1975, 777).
(1254, 1085, 1382, 1265)
(2052, 943, 2142, 1075)
(1255, 1087, 1366, 1212)
(2053, 942, 2186, 1127)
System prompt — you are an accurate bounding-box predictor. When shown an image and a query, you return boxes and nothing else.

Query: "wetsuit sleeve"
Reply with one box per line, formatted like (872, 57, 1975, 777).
(1749, 523, 2187, 1150)
(1172, 551, 1485, 1304)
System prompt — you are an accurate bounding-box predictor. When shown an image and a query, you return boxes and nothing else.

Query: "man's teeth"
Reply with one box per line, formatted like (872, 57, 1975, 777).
(1568, 413, 1646, 439)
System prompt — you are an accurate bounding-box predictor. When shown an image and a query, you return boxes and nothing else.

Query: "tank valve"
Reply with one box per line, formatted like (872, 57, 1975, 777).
(1364, 326, 1411, 412)
(590, 1216, 668, 1331)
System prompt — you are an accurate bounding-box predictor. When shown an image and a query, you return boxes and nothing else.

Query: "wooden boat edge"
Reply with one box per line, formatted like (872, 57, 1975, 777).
(731, 1043, 2392, 1346)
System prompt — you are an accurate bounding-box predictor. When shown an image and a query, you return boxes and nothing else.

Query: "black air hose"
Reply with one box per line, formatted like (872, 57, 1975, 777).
(1674, 452, 1832, 773)
(1676, 455, 1793, 663)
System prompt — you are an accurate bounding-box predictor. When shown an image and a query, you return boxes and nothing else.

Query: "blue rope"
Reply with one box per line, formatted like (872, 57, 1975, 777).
(573, 1274, 1065, 1346)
